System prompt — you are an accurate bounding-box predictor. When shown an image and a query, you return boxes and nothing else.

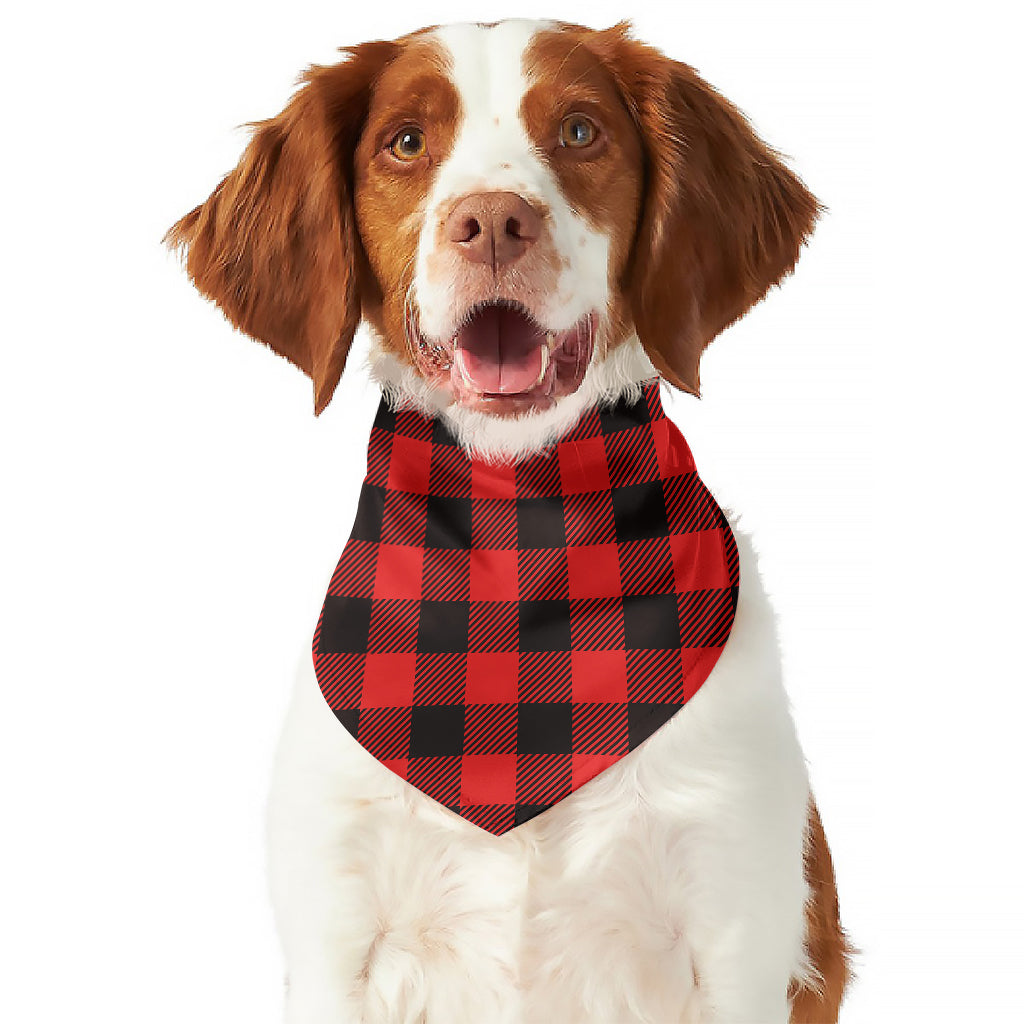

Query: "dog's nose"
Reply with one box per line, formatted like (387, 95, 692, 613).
(445, 191, 542, 269)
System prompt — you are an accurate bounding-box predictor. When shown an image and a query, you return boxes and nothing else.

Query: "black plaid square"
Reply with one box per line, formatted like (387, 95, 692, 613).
(516, 497, 566, 549)
(622, 593, 680, 650)
(351, 485, 386, 543)
(519, 600, 571, 652)
(373, 401, 396, 432)
(517, 702, 572, 754)
(472, 498, 518, 549)
(425, 495, 473, 549)
(422, 548, 471, 601)
(417, 599, 469, 652)
(319, 596, 372, 653)
(600, 395, 650, 434)
(409, 705, 465, 756)
(612, 481, 669, 542)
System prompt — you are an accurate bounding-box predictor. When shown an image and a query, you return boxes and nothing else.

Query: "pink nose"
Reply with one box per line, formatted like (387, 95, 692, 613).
(444, 191, 542, 269)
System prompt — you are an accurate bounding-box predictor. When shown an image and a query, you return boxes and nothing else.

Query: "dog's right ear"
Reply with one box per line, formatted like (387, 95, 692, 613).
(165, 41, 398, 414)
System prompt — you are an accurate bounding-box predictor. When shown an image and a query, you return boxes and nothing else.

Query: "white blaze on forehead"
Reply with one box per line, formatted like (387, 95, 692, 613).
(415, 19, 612, 341)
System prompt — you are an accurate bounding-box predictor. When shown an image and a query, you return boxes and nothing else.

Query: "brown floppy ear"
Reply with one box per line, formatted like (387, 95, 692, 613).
(165, 41, 397, 414)
(590, 25, 820, 394)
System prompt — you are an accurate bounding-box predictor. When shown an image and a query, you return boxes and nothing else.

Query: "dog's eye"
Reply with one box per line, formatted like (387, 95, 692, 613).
(559, 114, 598, 149)
(389, 127, 427, 162)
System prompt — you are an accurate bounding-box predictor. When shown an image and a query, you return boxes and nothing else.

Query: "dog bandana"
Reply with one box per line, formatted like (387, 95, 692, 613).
(314, 382, 738, 835)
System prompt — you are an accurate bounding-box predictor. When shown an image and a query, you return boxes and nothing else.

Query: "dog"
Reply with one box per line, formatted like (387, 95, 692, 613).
(168, 18, 851, 1023)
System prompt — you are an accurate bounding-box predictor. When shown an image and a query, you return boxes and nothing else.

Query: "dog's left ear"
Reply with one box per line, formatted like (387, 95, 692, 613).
(588, 25, 820, 394)
(165, 42, 398, 414)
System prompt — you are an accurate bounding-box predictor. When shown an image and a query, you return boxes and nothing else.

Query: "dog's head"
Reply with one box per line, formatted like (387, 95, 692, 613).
(168, 19, 817, 456)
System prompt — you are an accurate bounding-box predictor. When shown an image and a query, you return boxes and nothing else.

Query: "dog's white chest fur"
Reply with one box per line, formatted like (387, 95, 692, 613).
(268, 522, 812, 1023)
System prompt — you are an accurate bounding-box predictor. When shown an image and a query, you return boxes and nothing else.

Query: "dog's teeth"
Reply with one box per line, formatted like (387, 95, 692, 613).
(536, 343, 550, 385)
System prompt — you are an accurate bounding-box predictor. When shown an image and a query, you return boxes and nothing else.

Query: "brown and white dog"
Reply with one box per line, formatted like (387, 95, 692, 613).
(168, 18, 850, 1023)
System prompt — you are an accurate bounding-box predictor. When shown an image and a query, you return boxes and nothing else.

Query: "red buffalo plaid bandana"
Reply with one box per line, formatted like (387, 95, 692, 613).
(313, 382, 738, 835)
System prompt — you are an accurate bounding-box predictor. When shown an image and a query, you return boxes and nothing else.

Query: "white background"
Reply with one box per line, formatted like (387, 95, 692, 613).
(2, 1, 1021, 1020)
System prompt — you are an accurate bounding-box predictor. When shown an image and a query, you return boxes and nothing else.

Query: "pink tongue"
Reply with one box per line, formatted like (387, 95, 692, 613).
(455, 305, 546, 394)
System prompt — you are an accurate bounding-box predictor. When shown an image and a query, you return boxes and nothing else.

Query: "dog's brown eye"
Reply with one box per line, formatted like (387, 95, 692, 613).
(559, 114, 598, 149)
(389, 127, 427, 162)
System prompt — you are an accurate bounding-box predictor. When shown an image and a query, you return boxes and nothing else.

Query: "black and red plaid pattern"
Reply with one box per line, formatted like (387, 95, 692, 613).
(314, 383, 739, 835)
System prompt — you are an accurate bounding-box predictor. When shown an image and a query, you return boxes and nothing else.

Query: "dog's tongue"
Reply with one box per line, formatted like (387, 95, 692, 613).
(454, 305, 547, 394)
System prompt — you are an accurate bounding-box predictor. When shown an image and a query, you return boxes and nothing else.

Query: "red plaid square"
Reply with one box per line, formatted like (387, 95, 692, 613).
(361, 653, 416, 709)
(566, 543, 621, 598)
(470, 547, 518, 600)
(329, 539, 377, 599)
(387, 435, 433, 494)
(557, 436, 610, 494)
(471, 461, 517, 499)
(671, 531, 734, 592)
(466, 652, 519, 704)
(571, 649, 628, 703)
(460, 754, 516, 805)
(373, 544, 424, 599)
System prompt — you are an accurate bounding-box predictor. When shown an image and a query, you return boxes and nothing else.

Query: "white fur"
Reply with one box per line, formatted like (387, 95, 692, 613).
(267, 20, 816, 1023)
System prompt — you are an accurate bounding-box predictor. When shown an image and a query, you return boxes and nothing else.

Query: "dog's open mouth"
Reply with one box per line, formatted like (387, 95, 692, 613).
(413, 300, 594, 413)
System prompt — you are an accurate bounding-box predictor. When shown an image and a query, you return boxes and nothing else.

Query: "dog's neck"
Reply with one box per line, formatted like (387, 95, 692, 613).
(368, 334, 659, 464)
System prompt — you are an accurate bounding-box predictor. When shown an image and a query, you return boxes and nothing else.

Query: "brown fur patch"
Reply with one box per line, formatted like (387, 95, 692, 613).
(165, 40, 401, 414)
(576, 22, 821, 394)
(353, 37, 461, 359)
(790, 800, 854, 1023)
